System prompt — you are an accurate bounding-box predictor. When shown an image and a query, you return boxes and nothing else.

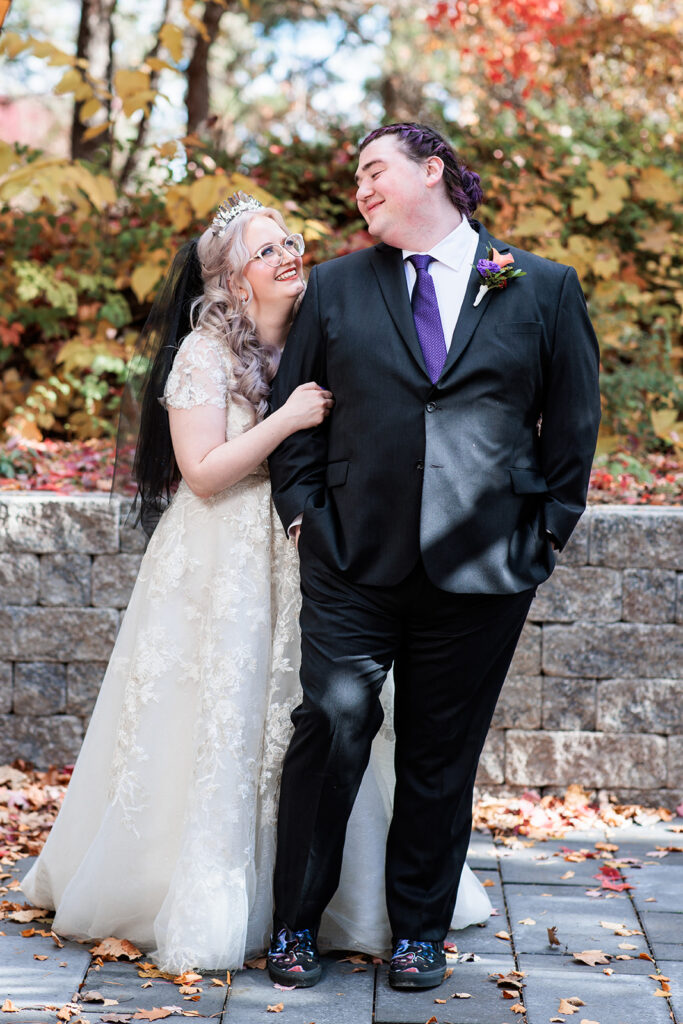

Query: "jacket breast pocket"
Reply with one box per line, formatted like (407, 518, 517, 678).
(326, 459, 349, 488)
(509, 467, 549, 494)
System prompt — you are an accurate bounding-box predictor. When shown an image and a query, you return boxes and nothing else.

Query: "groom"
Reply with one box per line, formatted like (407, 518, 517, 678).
(267, 123, 600, 989)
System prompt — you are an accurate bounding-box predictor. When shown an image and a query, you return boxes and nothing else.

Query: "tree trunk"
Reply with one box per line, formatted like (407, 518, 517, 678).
(186, 1, 226, 135)
(71, 0, 117, 164)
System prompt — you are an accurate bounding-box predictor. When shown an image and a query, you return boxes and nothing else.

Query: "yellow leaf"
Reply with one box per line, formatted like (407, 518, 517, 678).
(29, 38, 75, 65)
(54, 68, 83, 95)
(114, 69, 150, 99)
(79, 97, 103, 121)
(571, 162, 629, 224)
(0, 32, 30, 58)
(188, 174, 225, 218)
(302, 217, 331, 241)
(634, 167, 678, 204)
(81, 122, 109, 142)
(542, 235, 596, 279)
(122, 90, 158, 117)
(166, 194, 194, 232)
(160, 23, 184, 62)
(155, 141, 179, 159)
(131, 263, 166, 303)
(635, 222, 674, 253)
(146, 57, 176, 73)
(513, 205, 562, 237)
(0, 140, 18, 176)
(182, 0, 209, 39)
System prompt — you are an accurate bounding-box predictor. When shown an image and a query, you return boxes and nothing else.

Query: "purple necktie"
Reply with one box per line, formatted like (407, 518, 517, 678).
(408, 254, 447, 384)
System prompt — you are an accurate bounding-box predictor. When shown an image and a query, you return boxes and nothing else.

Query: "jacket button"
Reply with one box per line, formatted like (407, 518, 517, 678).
(426, 401, 436, 413)
(416, 460, 424, 470)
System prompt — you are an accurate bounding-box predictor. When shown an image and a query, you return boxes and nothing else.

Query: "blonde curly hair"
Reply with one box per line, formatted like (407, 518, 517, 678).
(193, 199, 300, 420)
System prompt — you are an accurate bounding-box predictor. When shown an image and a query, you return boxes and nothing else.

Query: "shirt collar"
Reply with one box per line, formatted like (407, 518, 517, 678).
(403, 216, 477, 272)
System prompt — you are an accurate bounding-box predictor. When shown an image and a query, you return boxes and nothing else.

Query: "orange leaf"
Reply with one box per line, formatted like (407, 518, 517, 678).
(266, 1004, 284, 1014)
(90, 937, 142, 960)
(132, 1010, 172, 1021)
(1, 1001, 18, 1013)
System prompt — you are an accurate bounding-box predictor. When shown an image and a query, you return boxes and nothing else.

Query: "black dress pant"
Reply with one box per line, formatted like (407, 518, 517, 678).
(273, 546, 535, 941)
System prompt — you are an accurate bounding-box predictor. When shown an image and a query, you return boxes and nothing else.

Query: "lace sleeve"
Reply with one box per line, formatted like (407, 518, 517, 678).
(163, 332, 230, 410)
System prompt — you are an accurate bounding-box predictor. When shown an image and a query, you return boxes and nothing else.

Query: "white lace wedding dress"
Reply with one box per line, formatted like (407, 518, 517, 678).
(22, 330, 491, 973)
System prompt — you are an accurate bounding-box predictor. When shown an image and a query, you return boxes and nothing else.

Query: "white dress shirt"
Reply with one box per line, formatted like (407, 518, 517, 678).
(288, 218, 479, 536)
(402, 216, 479, 350)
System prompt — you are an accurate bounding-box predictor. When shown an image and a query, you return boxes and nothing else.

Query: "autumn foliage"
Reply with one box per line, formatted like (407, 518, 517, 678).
(0, 0, 681, 489)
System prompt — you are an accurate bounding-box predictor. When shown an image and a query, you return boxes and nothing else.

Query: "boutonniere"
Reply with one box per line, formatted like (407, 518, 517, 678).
(473, 245, 526, 307)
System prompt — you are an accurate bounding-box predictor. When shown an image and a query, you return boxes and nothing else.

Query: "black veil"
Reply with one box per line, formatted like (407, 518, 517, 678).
(112, 239, 204, 537)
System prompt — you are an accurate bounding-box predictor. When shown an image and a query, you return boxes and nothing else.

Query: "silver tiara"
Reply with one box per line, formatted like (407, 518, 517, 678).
(211, 192, 264, 236)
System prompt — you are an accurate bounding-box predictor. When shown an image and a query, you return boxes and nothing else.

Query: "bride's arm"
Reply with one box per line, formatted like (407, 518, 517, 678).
(169, 382, 332, 500)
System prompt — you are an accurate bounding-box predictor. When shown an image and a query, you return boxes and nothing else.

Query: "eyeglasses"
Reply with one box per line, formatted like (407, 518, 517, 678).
(247, 233, 305, 268)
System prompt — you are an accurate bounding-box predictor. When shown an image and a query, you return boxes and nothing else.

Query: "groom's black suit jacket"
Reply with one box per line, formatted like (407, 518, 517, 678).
(269, 221, 601, 594)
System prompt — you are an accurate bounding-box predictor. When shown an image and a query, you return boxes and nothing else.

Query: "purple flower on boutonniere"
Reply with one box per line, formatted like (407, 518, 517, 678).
(473, 244, 526, 307)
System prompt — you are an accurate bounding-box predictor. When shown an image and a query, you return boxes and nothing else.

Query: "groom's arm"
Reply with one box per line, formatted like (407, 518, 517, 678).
(269, 265, 329, 533)
(540, 266, 601, 548)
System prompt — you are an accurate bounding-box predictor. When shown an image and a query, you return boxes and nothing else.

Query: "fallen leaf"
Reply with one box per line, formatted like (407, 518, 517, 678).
(90, 937, 142, 960)
(174, 972, 202, 986)
(434, 997, 447, 1003)
(547, 926, 561, 946)
(141, 983, 153, 989)
(266, 1005, 284, 1014)
(452, 992, 471, 998)
(100, 1015, 132, 1023)
(595, 842, 619, 852)
(57, 1006, 78, 1021)
(495, 930, 511, 941)
(51, 931, 65, 948)
(603, 968, 614, 975)
(351, 966, 366, 973)
(598, 921, 642, 937)
(177, 986, 199, 995)
(510, 1004, 525, 1014)
(638, 952, 654, 962)
(616, 955, 633, 960)
(518, 917, 536, 925)
(273, 984, 295, 991)
(644, 897, 657, 902)
(210, 979, 225, 987)
(618, 942, 637, 950)
(558, 996, 586, 1013)
(426, 1017, 438, 1024)
(34, 953, 49, 960)
(572, 950, 610, 966)
(579, 1020, 600, 1024)
(482, 878, 495, 887)
(444, 968, 453, 979)
(8, 907, 51, 922)
(649, 975, 670, 981)
(1, 1000, 18, 1013)
(561, 870, 575, 879)
(131, 1010, 173, 1021)
(244, 956, 267, 969)
(337, 953, 368, 963)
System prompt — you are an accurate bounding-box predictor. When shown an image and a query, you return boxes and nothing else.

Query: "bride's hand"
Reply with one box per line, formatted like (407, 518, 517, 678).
(280, 382, 334, 432)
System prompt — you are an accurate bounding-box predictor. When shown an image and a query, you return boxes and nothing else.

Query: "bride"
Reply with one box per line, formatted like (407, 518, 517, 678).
(21, 193, 491, 974)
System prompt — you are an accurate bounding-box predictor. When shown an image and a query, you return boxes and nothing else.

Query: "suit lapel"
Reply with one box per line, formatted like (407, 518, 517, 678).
(440, 222, 496, 378)
(368, 243, 430, 379)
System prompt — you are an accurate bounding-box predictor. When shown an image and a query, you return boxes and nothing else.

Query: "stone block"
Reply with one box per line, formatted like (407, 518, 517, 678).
(118, 501, 148, 553)
(13, 662, 66, 714)
(0, 662, 11, 713)
(542, 676, 596, 730)
(91, 553, 142, 608)
(505, 729, 667, 788)
(476, 729, 505, 785)
(668, 736, 683, 790)
(543, 622, 683, 678)
(492, 675, 542, 729)
(590, 506, 683, 569)
(5, 607, 118, 660)
(509, 622, 541, 675)
(39, 552, 91, 606)
(0, 494, 118, 554)
(66, 661, 106, 716)
(597, 678, 683, 734)
(0, 714, 83, 766)
(530, 566, 621, 622)
(622, 569, 677, 623)
(0, 553, 39, 605)
(555, 512, 590, 566)
(598, 787, 683, 811)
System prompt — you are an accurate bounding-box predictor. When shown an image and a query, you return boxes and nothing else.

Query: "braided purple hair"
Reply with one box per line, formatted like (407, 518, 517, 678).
(359, 123, 483, 218)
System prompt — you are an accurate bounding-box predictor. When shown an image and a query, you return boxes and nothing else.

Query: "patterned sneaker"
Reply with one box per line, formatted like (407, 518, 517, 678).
(388, 938, 447, 989)
(267, 923, 322, 987)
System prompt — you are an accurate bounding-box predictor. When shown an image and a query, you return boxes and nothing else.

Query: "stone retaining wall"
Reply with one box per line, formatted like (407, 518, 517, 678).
(1, 495, 682, 805)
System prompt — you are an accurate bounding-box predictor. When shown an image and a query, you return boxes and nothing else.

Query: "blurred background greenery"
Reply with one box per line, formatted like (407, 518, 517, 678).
(0, 0, 680, 495)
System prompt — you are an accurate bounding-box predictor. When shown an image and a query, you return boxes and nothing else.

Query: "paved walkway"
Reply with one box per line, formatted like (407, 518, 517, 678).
(2, 818, 682, 1024)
